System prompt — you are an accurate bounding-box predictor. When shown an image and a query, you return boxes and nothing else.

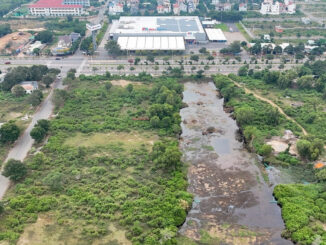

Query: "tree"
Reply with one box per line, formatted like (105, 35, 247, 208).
(277, 73, 292, 89)
(105, 81, 112, 91)
(190, 55, 199, 63)
(146, 55, 155, 63)
(273, 45, 282, 55)
(207, 55, 214, 61)
(43, 171, 64, 191)
(42, 74, 55, 88)
(199, 47, 207, 54)
(28, 90, 43, 106)
(134, 57, 140, 65)
(105, 40, 123, 57)
(30, 119, 50, 143)
(33, 48, 40, 56)
(30, 126, 46, 143)
(126, 84, 133, 93)
(220, 41, 241, 55)
(0, 122, 20, 143)
(263, 71, 280, 84)
(258, 144, 273, 157)
(235, 107, 254, 125)
(150, 116, 160, 128)
(196, 70, 204, 78)
(284, 44, 294, 55)
(52, 89, 69, 108)
(297, 75, 314, 89)
(251, 43, 261, 55)
(12, 85, 26, 97)
(238, 65, 248, 76)
(35, 30, 53, 44)
(3, 159, 27, 181)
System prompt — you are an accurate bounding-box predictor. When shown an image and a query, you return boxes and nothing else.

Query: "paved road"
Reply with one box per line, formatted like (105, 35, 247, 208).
(0, 73, 65, 200)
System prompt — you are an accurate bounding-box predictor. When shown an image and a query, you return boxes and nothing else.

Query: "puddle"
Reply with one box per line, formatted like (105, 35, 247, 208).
(179, 82, 292, 244)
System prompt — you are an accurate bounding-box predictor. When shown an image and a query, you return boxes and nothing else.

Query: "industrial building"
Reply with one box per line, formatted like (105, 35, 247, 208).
(109, 16, 207, 51)
(205, 28, 227, 42)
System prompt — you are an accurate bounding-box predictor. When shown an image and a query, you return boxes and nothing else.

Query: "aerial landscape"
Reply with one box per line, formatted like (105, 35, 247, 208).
(0, 0, 326, 244)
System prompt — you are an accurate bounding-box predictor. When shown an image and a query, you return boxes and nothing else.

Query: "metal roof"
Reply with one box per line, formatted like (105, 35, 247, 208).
(117, 36, 185, 50)
(205, 28, 227, 41)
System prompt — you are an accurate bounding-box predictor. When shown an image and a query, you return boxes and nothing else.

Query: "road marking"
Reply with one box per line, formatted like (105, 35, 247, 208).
(77, 58, 87, 75)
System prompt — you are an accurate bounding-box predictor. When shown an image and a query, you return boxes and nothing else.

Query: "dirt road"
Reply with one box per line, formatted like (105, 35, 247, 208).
(231, 79, 308, 136)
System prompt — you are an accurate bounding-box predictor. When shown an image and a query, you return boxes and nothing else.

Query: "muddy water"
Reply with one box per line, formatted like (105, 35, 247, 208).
(179, 82, 292, 245)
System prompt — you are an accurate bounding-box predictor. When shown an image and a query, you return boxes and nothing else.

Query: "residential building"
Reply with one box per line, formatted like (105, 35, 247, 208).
(51, 32, 80, 55)
(25, 41, 45, 55)
(29, 0, 84, 16)
(301, 17, 311, 24)
(223, 3, 231, 11)
(63, 0, 90, 7)
(109, 1, 124, 15)
(16, 81, 38, 94)
(178, 0, 187, 12)
(211, 0, 219, 5)
(239, 3, 247, 11)
(173, 3, 180, 15)
(260, 0, 296, 15)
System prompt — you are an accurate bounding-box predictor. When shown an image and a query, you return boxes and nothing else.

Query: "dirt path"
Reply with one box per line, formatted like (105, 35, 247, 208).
(231, 79, 308, 136)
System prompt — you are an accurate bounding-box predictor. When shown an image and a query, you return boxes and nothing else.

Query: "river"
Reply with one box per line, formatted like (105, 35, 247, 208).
(179, 82, 292, 244)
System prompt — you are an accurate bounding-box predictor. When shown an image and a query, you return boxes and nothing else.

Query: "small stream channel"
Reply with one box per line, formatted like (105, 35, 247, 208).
(179, 82, 292, 244)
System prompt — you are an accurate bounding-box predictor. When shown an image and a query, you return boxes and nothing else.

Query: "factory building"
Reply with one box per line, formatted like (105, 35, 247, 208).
(109, 16, 207, 51)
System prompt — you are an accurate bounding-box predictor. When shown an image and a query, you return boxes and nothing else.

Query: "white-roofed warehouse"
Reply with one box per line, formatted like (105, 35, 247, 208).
(205, 28, 227, 43)
(109, 16, 206, 51)
(117, 36, 185, 51)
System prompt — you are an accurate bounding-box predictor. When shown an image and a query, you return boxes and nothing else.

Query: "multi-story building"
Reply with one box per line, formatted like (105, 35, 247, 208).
(260, 0, 295, 15)
(29, 0, 84, 16)
(63, 0, 90, 7)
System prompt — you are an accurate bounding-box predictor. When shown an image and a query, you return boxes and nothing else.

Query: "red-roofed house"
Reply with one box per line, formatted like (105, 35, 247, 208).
(29, 0, 84, 16)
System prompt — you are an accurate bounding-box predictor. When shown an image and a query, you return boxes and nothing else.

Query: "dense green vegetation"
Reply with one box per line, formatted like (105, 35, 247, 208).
(0, 75, 192, 244)
(45, 19, 87, 37)
(0, 24, 11, 38)
(274, 184, 326, 244)
(214, 74, 301, 161)
(1, 65, 50, 91)
(0, 0, 29, 17)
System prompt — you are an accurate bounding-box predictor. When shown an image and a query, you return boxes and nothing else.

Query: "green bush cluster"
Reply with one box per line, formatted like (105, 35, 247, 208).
(214, 74, 297, 161)
(274, 184, 326, 244)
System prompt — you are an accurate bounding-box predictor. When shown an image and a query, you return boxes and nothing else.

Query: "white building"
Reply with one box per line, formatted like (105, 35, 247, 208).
(29, 0, 84, 16)
(239, 3, 247, 11)
(109, 2, 124, 15)
(173, 3, 180, 15)
(260, 0, 296, 15)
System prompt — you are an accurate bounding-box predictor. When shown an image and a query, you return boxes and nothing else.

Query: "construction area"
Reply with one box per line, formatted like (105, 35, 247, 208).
(0, 32, 32, 55)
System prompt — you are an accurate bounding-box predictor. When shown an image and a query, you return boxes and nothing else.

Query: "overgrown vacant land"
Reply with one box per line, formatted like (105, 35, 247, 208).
(0, 74, 192, 244)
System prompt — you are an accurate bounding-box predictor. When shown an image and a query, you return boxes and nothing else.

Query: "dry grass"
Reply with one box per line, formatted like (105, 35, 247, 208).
(64, 131, 158, 150)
